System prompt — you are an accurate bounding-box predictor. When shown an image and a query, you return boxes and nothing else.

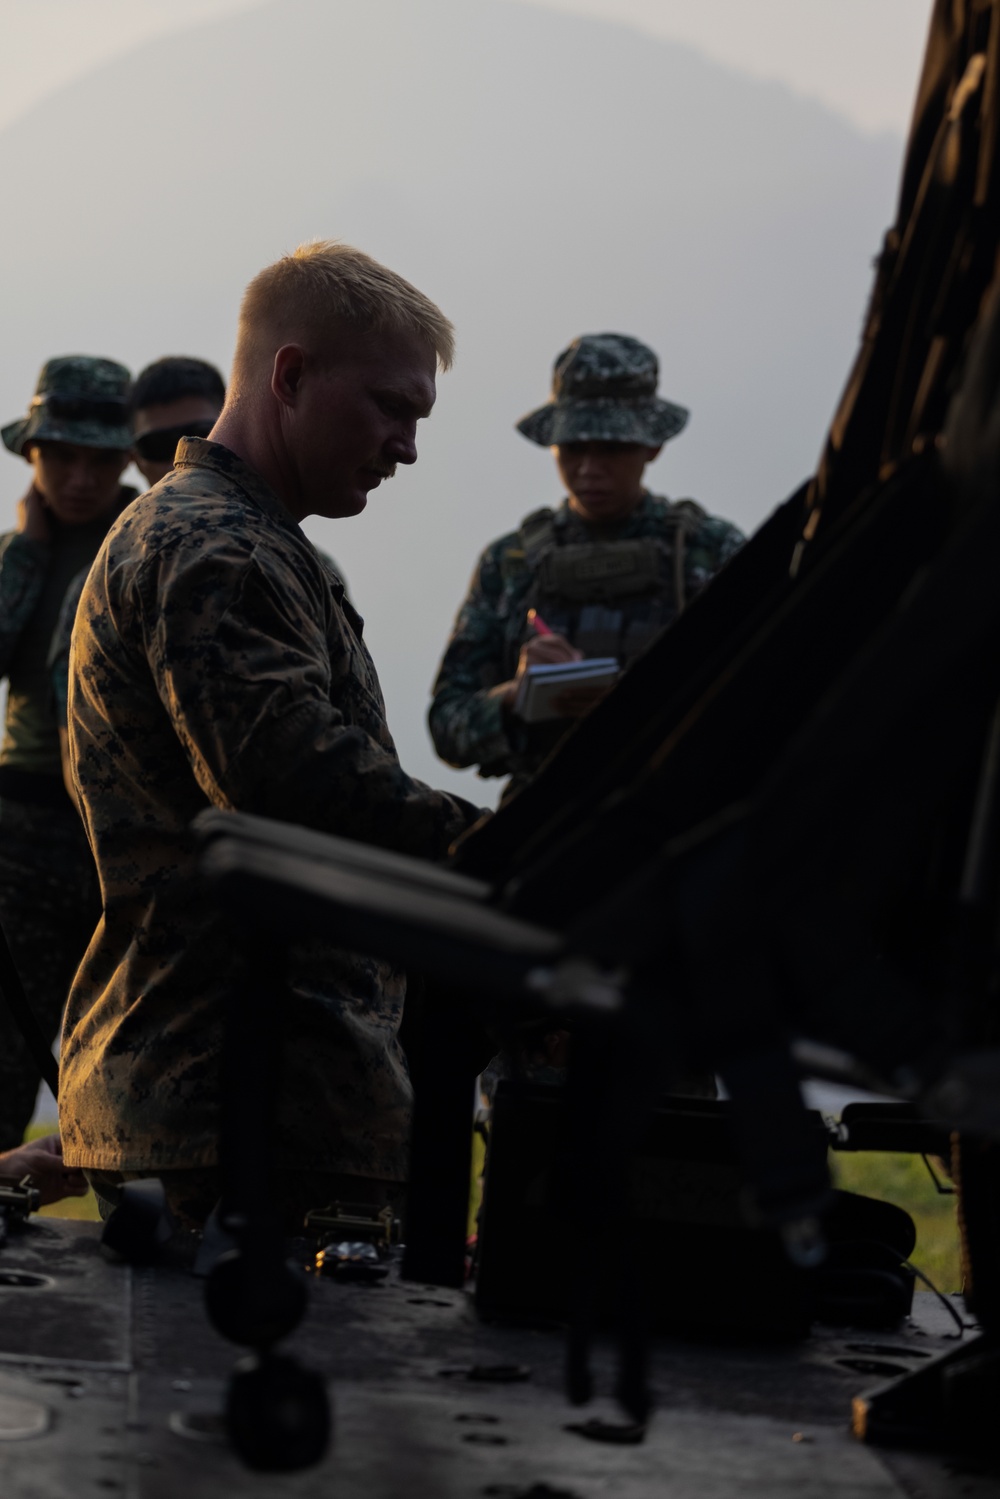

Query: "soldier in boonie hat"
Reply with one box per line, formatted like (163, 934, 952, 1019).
(430, 330, 745, 799)
(2, 356, 133, 458)
(515, 332, 689, 449)
(0, 354, 137, 1151)
(431, 330, 744, 1101)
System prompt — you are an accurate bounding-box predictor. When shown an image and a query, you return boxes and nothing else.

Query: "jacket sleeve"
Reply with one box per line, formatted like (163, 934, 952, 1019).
(137, 540, 482, 860)
(0, 530, 49, 679)
(427, 543, 520, 776)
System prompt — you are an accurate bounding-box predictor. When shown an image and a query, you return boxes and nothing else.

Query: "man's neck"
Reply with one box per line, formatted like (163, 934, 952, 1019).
(566, 489, 647, 528)
(209, 410, 306, 523)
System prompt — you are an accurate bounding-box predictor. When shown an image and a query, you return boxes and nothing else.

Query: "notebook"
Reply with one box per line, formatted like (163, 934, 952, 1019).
(513, 657, 619, 723)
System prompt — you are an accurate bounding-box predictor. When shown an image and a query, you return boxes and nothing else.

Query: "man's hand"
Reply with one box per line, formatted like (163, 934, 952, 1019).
(16, 487, 51, 544)
(0, 1134, 88, 1206)
(518, 630, 582, 671)
(500, 630, 582, 712)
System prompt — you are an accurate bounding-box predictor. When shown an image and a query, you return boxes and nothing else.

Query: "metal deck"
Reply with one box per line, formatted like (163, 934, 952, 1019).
(0, 1218, 993, 1497)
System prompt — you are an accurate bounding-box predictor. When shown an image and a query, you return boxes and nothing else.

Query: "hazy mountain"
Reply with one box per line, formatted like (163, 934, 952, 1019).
(0, 0, 907, 802)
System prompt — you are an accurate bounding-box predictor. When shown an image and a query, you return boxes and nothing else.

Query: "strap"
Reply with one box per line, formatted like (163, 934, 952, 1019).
(670, 497, 708, 531)
(518, 508, 559, 569)
(654, 495, 706, 612)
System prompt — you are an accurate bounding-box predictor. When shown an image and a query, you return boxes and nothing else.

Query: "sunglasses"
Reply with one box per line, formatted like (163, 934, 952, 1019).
(35, 395, 130, 423)
(133, 419, 216, 462)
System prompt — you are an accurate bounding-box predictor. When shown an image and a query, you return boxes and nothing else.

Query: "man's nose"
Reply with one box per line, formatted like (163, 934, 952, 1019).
(386, 425, 418, 466)
(70, 461, 98, 489)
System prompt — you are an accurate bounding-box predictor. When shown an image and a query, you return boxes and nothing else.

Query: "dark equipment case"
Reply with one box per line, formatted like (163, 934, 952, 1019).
(476, 1087, 919, 1340)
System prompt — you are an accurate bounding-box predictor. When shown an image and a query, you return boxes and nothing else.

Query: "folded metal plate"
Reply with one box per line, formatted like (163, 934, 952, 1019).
(201, 837, 561, 992)
(193, 808, 493, 901)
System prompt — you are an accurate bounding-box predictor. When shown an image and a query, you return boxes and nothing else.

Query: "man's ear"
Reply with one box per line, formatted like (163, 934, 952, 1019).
(271, 345, 307, 408)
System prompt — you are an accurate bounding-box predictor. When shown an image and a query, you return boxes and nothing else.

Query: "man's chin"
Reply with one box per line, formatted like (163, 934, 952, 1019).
(312, 481, 373, 519)
(53, 504, 107, 525)
(323, 491, 368, 519)
(575, 497, 631, 522)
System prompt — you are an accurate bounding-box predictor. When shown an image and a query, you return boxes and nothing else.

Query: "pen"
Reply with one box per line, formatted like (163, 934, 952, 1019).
(527, 609, 554, 637)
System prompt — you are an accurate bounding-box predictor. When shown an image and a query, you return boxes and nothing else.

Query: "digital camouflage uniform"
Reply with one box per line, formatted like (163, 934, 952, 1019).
(430, 494, 744, 786)
(0, 357, 134, 1150)
(429, 335, 745, 790)
(60, 438, 480, 1200)
(433, 334, 743, 1099)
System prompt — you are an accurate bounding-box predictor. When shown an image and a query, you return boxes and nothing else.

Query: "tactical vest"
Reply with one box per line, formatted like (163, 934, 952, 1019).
(515, 496, 703, 666)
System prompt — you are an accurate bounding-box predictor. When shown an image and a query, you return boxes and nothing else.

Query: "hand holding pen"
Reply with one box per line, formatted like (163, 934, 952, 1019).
(525, 610, 614, 720)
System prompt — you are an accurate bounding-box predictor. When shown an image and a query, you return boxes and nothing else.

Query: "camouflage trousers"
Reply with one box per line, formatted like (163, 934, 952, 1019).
(0, 797, 99, 1150)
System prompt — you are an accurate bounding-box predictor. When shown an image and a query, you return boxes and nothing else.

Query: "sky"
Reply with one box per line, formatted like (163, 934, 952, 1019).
(0, 0, 937, 819)
(1, 0, 933, 136)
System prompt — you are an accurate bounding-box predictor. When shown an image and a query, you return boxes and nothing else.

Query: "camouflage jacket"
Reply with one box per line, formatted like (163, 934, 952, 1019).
(0, 491, 135, 776)
(0, 533, 47, 678)
(60, 439, 481, 1179)
(50, 546, 350, 727)
(429, 493, 745, 781)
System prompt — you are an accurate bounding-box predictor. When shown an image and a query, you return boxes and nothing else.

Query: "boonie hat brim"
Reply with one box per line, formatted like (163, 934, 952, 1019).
(2, 412, 134, 458)
(516, 395, 689, 448)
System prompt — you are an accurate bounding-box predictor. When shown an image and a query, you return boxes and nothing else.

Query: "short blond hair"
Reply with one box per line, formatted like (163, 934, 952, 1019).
(232, 240, 454, 388)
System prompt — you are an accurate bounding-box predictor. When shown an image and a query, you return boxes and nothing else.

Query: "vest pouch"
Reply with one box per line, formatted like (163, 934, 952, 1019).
(536, 539, 663, 604)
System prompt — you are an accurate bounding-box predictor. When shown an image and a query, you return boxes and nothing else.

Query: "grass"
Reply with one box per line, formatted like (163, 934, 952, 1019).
(469, 1125, 487, 1238)
(830, 1149, 962, 1293)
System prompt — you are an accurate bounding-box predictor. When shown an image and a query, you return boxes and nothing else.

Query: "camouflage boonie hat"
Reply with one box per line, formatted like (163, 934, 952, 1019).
(516, 333, 689, 448)
(2, 356, 133, 458)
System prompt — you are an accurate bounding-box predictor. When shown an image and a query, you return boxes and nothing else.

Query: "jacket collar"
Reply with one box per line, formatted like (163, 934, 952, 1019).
(173, 437, 304, 541)
(556, 488, 656, 535)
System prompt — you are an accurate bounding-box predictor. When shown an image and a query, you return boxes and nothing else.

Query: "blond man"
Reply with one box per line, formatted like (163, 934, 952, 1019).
(59, 242, 482, 1228)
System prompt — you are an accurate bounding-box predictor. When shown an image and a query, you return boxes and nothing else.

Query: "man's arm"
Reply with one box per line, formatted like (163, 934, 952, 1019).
(0, 490, 52, 678)
(428, 545, 523, 774)
(138, 542, 481, 859)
